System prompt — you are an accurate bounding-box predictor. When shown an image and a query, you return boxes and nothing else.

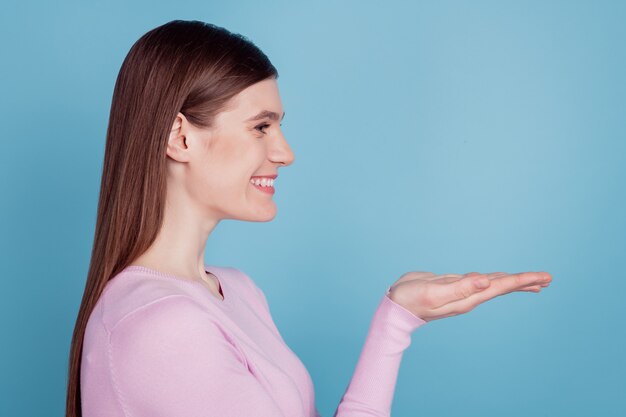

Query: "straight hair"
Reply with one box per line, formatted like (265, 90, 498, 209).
(65, 19, 278, 417)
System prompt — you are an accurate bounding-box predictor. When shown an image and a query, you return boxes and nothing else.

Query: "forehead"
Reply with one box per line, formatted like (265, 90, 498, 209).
(225, 77, 283, 118)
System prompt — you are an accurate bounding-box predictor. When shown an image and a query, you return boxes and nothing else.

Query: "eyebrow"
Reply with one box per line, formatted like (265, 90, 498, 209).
(245, 110, 285, 122)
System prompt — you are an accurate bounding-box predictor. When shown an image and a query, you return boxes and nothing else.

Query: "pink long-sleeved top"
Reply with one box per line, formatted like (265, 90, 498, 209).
(80, 264, 427, 417)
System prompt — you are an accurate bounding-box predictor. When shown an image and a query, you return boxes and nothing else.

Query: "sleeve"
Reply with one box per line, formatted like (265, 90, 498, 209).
(107, 295, 286, 417)
(332, 286, 427, 417)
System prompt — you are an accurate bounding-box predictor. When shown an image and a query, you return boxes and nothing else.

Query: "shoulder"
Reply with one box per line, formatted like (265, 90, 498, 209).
(99, 268, 207, 332)
(106, 294, 248, 373)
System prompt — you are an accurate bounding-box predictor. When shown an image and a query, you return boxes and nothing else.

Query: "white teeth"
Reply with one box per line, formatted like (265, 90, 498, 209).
(250, 178, 274, 187)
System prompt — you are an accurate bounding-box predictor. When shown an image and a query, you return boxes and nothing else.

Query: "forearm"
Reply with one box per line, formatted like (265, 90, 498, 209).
(332, 287, 427, 417)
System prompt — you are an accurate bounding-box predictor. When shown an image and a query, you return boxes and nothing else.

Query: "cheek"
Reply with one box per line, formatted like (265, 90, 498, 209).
(187, 139, 263, 201)
(193, 162, 243, 198)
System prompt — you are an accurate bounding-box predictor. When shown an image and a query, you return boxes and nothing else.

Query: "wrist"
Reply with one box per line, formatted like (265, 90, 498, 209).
(387, 284, 430, 322)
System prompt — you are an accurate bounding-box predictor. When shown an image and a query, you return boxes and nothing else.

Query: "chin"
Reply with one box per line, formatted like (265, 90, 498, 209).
(255, 210, 277, 222)
(236, 207, 278, 223)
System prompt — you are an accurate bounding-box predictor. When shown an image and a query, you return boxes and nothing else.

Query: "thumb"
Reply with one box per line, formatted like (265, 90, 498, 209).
(448, 275, 490, 302)
(424, 274, 493, 308)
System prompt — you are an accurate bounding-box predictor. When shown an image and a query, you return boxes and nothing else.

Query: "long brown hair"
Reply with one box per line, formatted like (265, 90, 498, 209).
(65, 19, 278, 417)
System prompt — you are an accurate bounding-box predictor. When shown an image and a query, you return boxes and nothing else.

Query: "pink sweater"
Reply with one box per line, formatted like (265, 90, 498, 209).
(80, 264, 427, 416)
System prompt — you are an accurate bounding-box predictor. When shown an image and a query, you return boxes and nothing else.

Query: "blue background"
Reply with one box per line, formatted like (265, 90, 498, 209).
(1, 1, 624, 416)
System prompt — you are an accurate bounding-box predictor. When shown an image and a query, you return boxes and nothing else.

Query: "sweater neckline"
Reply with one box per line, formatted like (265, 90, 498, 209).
(122, 264, 230, 307)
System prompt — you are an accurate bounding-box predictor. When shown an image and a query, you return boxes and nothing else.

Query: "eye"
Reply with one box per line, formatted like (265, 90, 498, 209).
(255, 123, 271, 135)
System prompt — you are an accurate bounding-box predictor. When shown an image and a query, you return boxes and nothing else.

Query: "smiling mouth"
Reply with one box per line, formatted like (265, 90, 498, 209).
(250, 178, 275, 195)
(250, 181, 275, 194)
(250, 177, 275, 186)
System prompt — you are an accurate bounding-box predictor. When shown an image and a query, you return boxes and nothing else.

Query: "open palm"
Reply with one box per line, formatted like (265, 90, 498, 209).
(388, 271, 552, 321)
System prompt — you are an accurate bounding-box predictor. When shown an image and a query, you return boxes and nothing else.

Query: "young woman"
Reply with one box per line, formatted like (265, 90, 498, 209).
(65, 19, 552, 417)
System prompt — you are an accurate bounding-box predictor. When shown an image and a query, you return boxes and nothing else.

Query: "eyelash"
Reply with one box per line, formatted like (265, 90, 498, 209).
(255, 123, 271, 134)
(255, 122, 282, 135)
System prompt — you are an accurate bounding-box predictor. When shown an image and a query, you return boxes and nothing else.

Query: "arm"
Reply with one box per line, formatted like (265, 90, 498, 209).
(241, 269, 426, 417)
(332, 287, 427, 417)
(107, 295, 286, 417)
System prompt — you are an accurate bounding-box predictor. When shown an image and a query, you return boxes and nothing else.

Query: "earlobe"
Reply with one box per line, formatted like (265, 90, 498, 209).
(165, 139, 189, 162)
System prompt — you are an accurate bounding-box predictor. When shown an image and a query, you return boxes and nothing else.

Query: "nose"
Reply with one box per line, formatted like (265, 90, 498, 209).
(269, 128, 295, 167)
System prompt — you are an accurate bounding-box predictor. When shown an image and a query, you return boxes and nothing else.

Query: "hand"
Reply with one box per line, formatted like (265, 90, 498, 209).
(387, 271, 552, 322)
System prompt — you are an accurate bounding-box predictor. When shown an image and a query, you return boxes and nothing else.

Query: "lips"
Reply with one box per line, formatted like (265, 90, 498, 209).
(250, 173, 277, 196)
(251, 181, 275, 195)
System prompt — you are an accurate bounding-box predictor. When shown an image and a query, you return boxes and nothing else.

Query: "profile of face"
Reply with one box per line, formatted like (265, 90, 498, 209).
(165, 77, 295, 223)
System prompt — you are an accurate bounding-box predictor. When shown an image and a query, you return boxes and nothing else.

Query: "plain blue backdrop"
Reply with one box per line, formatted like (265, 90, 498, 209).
(1, 1, 624, 416)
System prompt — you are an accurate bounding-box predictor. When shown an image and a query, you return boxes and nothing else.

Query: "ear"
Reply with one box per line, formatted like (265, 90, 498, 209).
(166, 112, 191, 162)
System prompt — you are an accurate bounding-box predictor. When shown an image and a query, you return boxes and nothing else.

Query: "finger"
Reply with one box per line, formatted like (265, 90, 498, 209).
(427, 272, 507, 286)
(424, 272, 508, 283)
(464, 272, 509, 280)
(430, 276, 465, 285)
(521, 281, 550, 290)
(464, 272, 508, 277)
(426, 274, 494, 307)
(421, 273, 463, 281)
(489, 271, 551, 296)
(517, 285, 542, 292)
(515, 282, 547, 291)
(486, 272, 509, 280)
(431, 272, 550, 315)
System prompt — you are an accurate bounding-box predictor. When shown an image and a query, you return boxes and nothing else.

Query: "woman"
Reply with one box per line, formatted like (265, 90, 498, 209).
(65, 19, 552, 417)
